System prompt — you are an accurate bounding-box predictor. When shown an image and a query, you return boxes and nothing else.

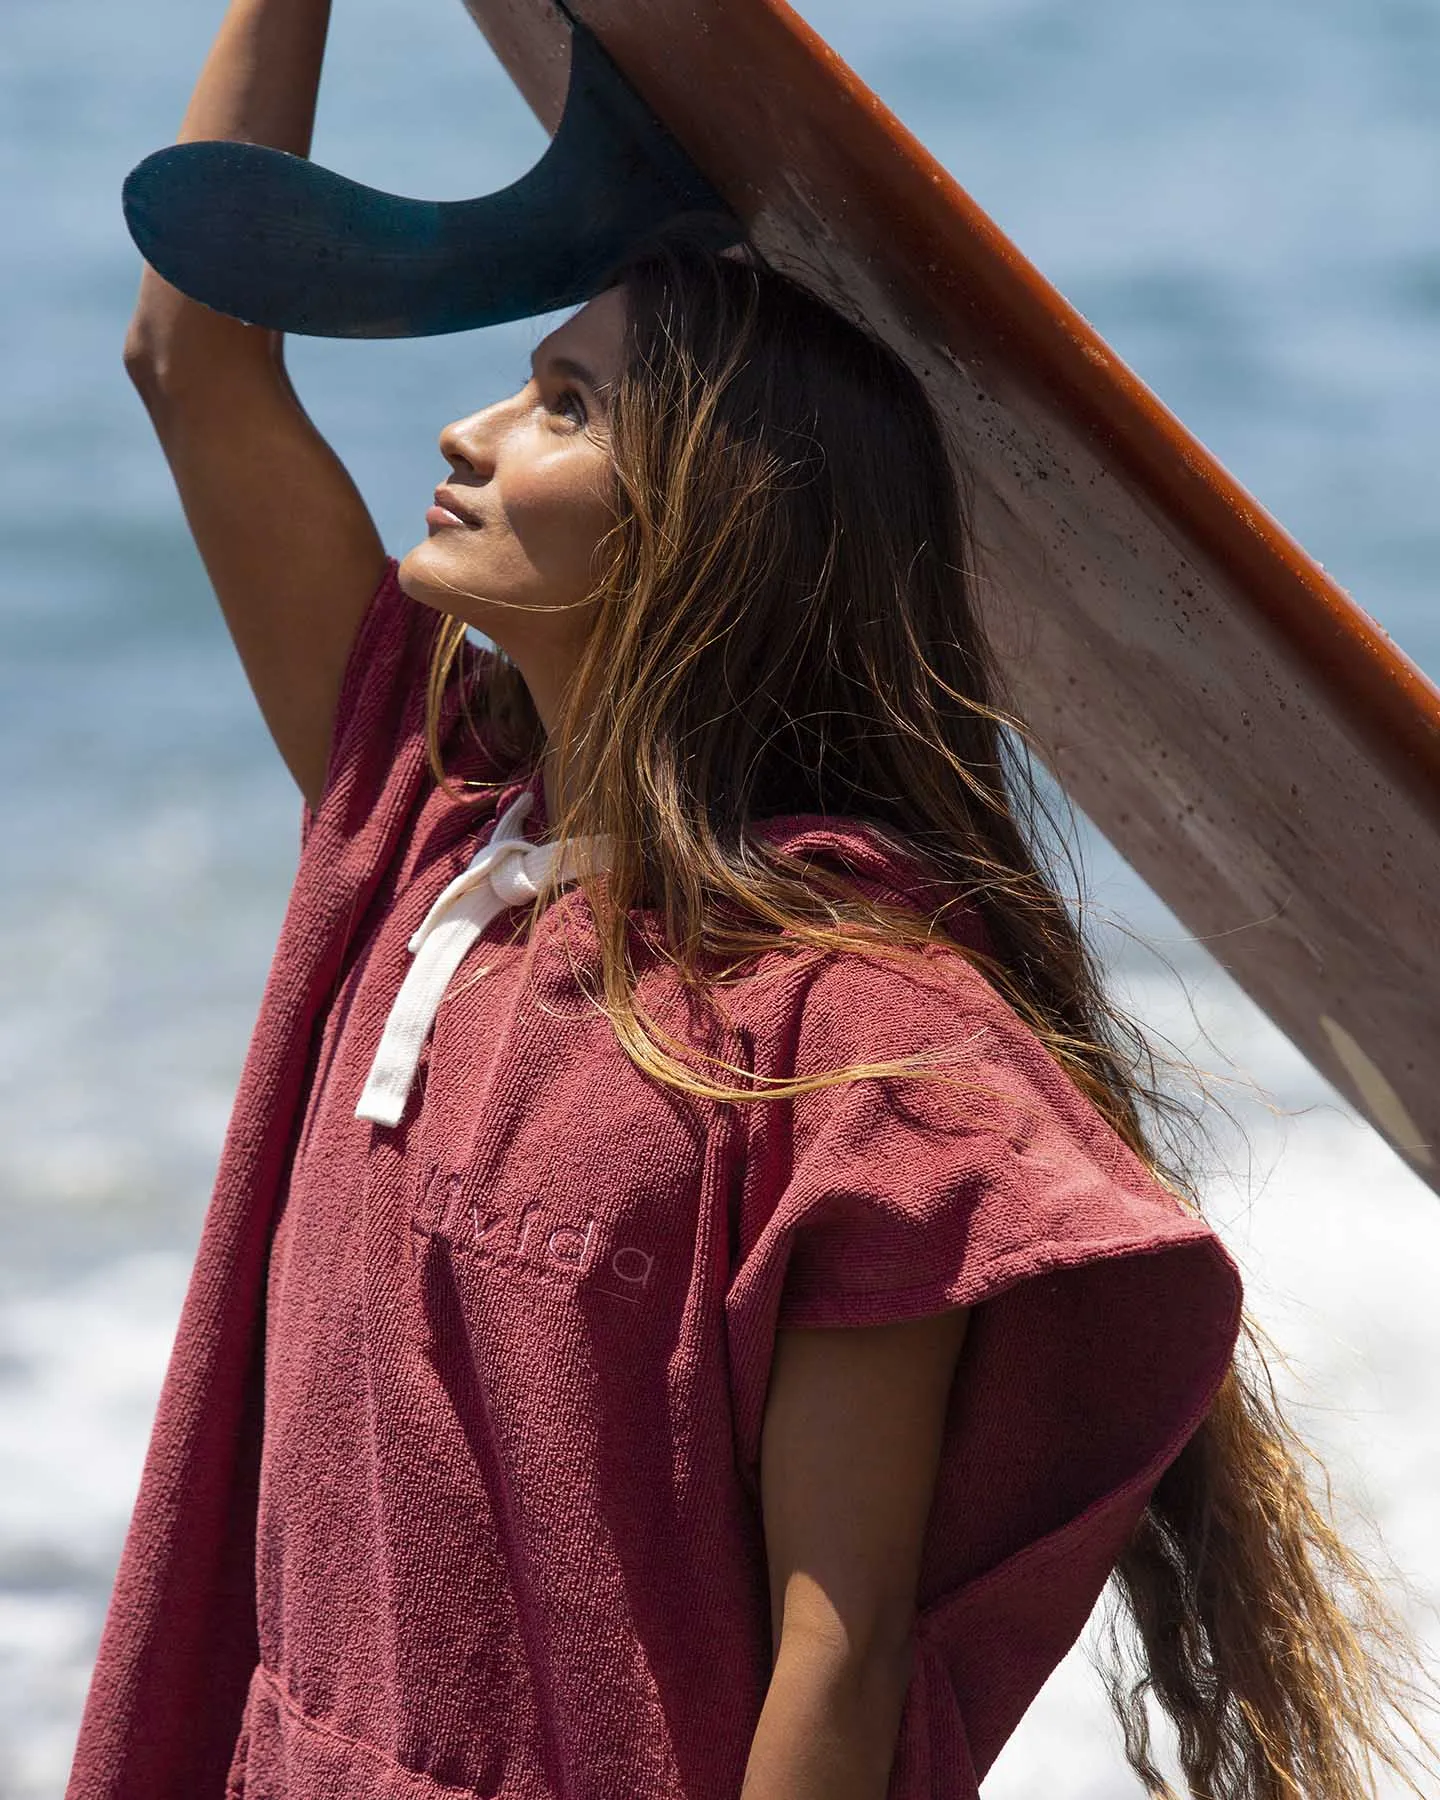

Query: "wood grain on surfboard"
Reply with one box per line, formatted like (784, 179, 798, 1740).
(464, 0, 1440, 1190)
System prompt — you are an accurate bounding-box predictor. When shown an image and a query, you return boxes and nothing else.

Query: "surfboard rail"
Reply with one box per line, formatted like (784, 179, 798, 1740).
(463, 0, 1440, 1189)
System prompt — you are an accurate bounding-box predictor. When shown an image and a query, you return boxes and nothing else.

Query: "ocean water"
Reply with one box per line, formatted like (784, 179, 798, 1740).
(2, 0, 1438, 1793)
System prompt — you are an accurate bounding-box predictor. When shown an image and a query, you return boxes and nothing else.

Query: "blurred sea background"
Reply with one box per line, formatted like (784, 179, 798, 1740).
(3, 0, 1439, 1792)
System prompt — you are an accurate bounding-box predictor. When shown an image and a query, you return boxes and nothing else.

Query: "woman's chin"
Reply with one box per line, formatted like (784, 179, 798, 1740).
(396, 537, 467, 614)
(397, 542, 511, 647)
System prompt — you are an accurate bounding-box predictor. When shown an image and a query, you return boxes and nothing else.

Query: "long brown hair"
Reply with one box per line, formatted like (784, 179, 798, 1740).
(422, 237, 1437, 1798)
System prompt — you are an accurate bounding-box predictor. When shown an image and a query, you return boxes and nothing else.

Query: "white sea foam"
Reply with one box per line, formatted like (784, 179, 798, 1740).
(0, 1255, 190, 1796)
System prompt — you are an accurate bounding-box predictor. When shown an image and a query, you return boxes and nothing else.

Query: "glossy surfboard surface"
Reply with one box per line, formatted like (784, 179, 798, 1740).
(465, 0, 1440, 1190)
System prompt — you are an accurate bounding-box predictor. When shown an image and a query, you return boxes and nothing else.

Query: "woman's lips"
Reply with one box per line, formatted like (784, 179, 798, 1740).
(429, 486, 482, 530)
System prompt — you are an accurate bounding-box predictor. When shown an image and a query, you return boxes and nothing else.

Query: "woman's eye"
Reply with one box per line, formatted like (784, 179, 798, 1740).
(551, 387, 588, 428)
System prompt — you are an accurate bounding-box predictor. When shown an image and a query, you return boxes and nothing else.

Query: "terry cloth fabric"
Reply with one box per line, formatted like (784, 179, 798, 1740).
(67, 558, 1244, 1800)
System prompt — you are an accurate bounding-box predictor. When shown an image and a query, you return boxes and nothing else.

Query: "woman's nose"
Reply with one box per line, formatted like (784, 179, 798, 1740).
(438, 407, 500, 478)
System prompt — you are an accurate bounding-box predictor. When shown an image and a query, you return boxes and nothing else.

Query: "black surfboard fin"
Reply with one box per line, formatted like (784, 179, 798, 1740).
(120, 20, 742, 339)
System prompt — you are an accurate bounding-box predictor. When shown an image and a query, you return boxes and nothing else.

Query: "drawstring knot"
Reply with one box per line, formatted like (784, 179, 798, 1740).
(356, 790, 608, 1127)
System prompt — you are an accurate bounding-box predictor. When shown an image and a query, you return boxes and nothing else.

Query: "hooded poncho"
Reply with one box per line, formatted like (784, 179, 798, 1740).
(68, 560, 1243, 1800)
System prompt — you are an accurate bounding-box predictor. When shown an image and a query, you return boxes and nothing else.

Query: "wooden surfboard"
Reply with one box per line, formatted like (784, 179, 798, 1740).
(465, 0, 1440, 1192)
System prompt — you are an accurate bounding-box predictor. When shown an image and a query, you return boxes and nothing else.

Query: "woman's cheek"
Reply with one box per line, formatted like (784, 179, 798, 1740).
(504, 462, 613, 586)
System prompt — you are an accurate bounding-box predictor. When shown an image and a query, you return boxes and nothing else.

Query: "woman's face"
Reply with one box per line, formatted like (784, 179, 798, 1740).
(397, 285, 627, 709)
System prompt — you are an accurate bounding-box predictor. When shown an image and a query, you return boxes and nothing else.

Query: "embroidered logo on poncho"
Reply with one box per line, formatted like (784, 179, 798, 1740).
(413, 1161, 657, 1306)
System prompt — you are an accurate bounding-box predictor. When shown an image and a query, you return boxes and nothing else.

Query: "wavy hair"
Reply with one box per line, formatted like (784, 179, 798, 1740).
(421, 236, 1437, 1798)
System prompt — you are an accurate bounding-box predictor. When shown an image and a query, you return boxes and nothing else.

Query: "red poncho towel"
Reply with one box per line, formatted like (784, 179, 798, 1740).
(68, 561, 1243, 1799)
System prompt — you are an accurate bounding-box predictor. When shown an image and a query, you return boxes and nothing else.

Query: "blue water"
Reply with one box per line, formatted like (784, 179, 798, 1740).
(3, 0, 1438, 1791)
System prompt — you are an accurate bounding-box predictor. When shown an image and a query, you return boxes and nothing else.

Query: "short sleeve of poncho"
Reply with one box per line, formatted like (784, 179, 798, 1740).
(724, 941, 1242, 1780)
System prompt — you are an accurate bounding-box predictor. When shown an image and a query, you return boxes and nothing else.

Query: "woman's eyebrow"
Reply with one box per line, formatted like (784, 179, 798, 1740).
(531, 350, 603, 393)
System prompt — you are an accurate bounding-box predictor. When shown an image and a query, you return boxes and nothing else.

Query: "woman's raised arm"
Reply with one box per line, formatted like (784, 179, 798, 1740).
(124, 0, 388, 813)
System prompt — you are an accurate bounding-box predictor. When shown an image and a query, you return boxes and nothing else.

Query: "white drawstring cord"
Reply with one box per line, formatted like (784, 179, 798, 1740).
(355, 790, 608, 1127)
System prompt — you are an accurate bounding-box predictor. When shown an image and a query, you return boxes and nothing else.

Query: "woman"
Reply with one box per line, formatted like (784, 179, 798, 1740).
(76, 2, 1435, 1798)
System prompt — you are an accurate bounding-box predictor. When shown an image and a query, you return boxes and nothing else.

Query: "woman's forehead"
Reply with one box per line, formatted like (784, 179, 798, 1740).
(537, 286, 629, 382)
